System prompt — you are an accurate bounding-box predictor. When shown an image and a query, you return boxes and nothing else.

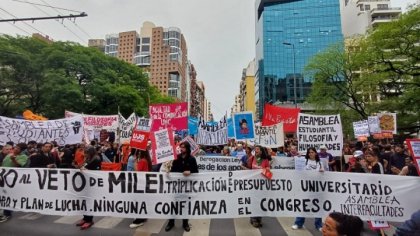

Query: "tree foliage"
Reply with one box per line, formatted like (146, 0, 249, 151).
(0, 35, 175, 119)
(305, 7, 420, 135)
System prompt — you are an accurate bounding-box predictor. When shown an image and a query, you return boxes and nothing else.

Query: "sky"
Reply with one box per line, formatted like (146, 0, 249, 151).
(0, 0, 417, 120)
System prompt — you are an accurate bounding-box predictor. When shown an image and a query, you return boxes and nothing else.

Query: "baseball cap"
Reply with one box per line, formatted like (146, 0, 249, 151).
(320, 145, 327, 150)
(353, 150, 363, 158)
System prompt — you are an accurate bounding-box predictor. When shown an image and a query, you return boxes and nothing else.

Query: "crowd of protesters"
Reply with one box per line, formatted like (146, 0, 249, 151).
(0, 135, 418, 235)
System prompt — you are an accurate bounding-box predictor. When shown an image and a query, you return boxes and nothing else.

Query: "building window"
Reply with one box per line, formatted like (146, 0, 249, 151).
(364, 4, 370, 10)
(377, 4, 388, 9)
(142, 37, 150, 43)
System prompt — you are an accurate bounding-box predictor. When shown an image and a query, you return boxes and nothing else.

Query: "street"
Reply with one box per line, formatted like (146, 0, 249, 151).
(0, 211, 398, 236)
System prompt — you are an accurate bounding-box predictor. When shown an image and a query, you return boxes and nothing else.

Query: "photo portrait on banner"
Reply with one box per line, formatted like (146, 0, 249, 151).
(233, 112, 255, 141)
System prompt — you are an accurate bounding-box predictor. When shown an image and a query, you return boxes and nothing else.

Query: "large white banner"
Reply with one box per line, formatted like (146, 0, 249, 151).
(0, 116, 83, 145)
(254, 123, 285, 148)
(161, 156, 295, 172)
(118, 113, 136, 143)
(353, 120, 370, 138)
(196, 127, 228, 146)
(1, 168, 419, 222)
(297, 113, 343, 156)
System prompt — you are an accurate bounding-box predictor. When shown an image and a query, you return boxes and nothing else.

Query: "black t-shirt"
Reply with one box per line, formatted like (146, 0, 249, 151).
(371, 162, 384, 174)
(85, 156, 102, 171)
(171, 154, 198, 173)
(30, 153, 57, 168)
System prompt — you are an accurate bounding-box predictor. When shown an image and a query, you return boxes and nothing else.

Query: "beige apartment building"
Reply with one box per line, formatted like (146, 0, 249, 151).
(101, 22, 192, 102)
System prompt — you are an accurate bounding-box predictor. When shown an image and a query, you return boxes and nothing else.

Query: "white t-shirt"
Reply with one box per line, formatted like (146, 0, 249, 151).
(305, 159, 323, 171)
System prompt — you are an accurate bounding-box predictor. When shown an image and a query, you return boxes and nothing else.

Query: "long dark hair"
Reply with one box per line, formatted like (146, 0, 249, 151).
(138, 150, 152, 171)
(255, 145, 271, 161)
(305, 147, 320, 162)
(180, 141, 192, 157)
(329, 212, 363, 236)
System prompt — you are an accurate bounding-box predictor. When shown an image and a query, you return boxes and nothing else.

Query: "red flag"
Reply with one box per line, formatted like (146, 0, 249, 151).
(262, 104, 300, 132)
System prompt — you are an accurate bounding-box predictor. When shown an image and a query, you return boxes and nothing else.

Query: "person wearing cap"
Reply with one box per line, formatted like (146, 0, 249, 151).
(347, 150, 366, 173)
(319, 145, 335, 171)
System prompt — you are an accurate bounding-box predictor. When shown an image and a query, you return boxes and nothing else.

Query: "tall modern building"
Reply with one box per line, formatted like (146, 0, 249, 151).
(101, 21, 189, 101)
(340, 0, 402, 37)
(239, 60, 256, 116)
(255, 0, 343, 118)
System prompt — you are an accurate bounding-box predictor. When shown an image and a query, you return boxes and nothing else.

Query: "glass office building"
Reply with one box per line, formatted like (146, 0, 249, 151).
(255, 0, 343, 118)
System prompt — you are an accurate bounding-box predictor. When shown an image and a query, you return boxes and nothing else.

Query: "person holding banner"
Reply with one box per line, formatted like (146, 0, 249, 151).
(0, 143, 28, 223)
(165, 141, 198, 232)
(129, 150, 153, 228)
(287, 146, 300, 157)
(292, 147, 324, 231)
(365, 150, 384, 174)
(240, 146, 254, 170)
(250, 145, 271, 228)
(76, 146, 102, 230)
(29, 142, 59, 168)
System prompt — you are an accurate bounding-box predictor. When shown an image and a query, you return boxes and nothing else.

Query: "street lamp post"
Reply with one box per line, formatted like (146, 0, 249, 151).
(283, 42, 297, 108)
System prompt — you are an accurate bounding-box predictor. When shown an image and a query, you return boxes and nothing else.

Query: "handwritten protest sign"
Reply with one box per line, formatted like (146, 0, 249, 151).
(0, 115, 83, 145)
(151, 128, 176, 164)
(179, 136, 200, 155)
(65, 111, 119, 143)
(297, 113, 343, 156)
(368, 116, 381, 134)
(262, 104, 300, 132)
(118, 113, 136, 144)
(254, 123, 284, 148)
(1, 168, 419, 221)
(149, 102, 188, 132)
(196, 127, 228, 146)
(353, 120, 370, 138)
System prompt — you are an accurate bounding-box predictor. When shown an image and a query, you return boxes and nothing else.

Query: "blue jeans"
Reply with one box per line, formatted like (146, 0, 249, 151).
(294, 217, 322, 229)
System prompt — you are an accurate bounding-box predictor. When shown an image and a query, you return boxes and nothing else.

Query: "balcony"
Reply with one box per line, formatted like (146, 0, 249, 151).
(371, 15, 400, 26)
(356, 0, 390, 6)
(370, 7, 401, 17)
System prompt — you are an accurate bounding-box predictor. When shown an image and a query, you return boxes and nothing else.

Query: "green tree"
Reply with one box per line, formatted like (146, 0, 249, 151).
(0, 35, 175, 119)
(305, 7, 420, 135)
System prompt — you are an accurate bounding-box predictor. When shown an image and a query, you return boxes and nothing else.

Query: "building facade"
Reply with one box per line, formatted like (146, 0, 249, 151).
(239, 60, 256, 116)
(255, 0, 343, 118)
(231, 95, 241, 115)
(101, 22, 189, 101)
(340, 0, 401, 37)
(88, 39, 105, 52)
